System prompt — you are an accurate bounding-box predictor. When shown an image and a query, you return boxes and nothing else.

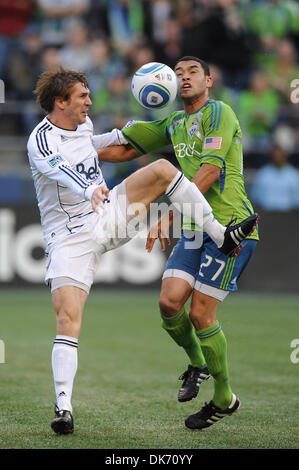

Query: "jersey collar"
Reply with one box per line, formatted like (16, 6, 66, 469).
(46, 116, 81, 137)
(185, 99, 212, 118)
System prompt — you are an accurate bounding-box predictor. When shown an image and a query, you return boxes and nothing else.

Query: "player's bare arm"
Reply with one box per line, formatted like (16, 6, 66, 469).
(191, 163, 220, 194)
(97, 144, 140, 163)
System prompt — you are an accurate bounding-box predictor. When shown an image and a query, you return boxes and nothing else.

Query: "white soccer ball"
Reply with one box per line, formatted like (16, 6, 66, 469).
(131, 62, 178, 109)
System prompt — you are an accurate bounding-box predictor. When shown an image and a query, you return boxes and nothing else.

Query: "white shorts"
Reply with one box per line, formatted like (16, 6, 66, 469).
(46, 180, 140, 293)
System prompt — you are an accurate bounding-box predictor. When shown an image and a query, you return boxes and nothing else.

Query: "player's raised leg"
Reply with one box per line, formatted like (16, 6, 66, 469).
(125, 159, 224, 245)
(124, 159, 258, 256)
(50, 285, 88, 435)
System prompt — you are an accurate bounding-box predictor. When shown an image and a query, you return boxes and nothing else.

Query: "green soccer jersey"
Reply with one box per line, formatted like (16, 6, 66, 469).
(122, 99, 258, 240)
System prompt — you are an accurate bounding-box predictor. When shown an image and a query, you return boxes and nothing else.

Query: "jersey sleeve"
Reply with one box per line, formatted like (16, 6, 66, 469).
(92, 128, 128, 150)
(200, 102, 237, 169)
(121, 118, 170, 154)
(27, 132, 96, 199)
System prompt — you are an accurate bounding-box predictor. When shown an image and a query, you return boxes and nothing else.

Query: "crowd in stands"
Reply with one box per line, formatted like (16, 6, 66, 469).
(0, 0, 299, 210)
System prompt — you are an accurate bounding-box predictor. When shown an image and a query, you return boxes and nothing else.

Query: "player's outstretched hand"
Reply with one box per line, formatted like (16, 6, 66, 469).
(91, 185, 109, 214)
(146, 212, 173, 253)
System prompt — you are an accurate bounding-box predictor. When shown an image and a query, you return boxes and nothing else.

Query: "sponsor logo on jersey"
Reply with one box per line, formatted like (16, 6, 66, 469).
(173, 142, 201, 158)
(48, 154, 63, 167)
(76, 156, 100, 180)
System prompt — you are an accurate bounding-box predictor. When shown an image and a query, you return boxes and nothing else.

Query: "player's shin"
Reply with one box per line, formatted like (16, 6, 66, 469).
(165, 172, 225, 246)
(51, 336, 78, 412)
(161, 307, 206, 367)
(196, 321, 233, 409)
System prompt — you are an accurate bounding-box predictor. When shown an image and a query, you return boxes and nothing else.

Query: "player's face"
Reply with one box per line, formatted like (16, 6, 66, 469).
(64, 82, 92, 126)
(174, 61, 212, 102)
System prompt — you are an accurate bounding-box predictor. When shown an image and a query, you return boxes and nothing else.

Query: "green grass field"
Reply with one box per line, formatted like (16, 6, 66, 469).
(0, 288, 298, 449)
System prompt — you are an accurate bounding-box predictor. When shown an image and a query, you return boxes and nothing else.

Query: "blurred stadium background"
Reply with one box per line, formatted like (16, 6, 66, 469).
(0, 0, 299, 450)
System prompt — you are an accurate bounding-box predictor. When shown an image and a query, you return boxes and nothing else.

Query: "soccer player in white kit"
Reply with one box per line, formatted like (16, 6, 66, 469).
(27, 68, 258, 434)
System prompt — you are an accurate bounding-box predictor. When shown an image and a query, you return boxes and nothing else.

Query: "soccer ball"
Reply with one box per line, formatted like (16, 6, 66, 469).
(131, 62, 178, 109)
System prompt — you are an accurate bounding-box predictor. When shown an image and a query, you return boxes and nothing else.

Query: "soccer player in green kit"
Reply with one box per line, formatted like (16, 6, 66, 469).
(98, 56, 259, 430)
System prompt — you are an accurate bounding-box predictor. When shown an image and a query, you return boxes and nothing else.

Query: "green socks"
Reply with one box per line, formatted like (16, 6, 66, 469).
(161, 308, 206, 367)
(196, 321, 233, 409)
(162, 311, 233, 409)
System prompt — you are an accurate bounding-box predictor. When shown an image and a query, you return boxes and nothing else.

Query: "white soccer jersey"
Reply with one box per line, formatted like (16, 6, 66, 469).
(27, 116, 106, 247)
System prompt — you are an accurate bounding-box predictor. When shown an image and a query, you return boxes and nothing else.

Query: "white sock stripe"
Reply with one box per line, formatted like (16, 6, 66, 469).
(165, 172, 184, 197)
(55, 335, 78, 342)
(54, 338, 78, 345)
(54, 338, 78, 348)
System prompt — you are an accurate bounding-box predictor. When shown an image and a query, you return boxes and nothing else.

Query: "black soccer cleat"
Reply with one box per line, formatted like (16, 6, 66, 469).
(185, 393, 241, 430)
(51, 405, 74, 435)
(218, 213, 259, 258)
(178, 364, 210, 402)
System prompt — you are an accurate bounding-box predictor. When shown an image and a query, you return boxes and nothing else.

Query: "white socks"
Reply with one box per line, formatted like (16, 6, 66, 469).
(52, 335, 78, 412)
(165, 172, 225, 247)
